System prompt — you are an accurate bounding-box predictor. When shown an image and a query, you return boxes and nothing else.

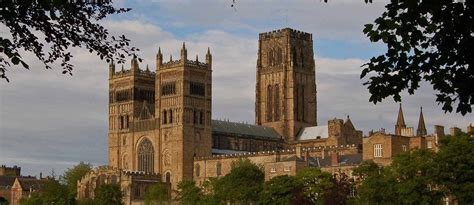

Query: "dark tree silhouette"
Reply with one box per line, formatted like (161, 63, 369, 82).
(0, 1, 140, 82)
(362, 0, 473, 115)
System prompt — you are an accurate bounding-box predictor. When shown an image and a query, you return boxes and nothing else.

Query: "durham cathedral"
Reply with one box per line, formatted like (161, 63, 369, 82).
(77, 28, 450, 204)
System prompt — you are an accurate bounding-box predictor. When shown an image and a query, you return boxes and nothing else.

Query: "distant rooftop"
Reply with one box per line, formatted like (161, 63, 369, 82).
(296, 125, 329, 140)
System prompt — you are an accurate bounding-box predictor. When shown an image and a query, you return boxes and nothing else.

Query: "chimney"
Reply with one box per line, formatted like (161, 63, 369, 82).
(296, 144, 302, 158)
(180, 42, 187, 61)
(449, 127, 461, 136)
(331, 152, 339, 166)
(205, 47, 212, 69)
(434, 125, 445, 137)
(156, 47, 163, 70)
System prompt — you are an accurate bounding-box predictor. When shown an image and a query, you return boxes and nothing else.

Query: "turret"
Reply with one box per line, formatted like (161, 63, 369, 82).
(131, 56, 139, 73)
(181, 42, 187, 61)
(416, 107, 427, 136)
(395, 103, 406, 136)
(109, 61, 115, 77)
(156, 47, 163, 70)
(205, 47, 212, 69)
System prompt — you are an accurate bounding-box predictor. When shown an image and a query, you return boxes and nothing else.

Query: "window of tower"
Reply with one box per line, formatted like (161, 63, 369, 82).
(267, 85, 273, 122)
(276, 47, 283, 64)
(193, 110, 198, 124)
(274, 84, 280, 121)
(116, 89, 131, 102)
(195, 164, 200, 177)
(300, 48, 304, 67)
(134, 88, 154, 102)
(199, 111, 204, 125)
(137, 138, 154, 173)
(163, 110, 168, 124)
(120, 116, 125, 129)
(216, 162, 222, 176)
(292, 48, 298, 66)
(267, 49, 273, 65)
(190, 82, 205, 96)
(161, 82, 176, 96)
(169, 109, 173, 124)
(125, 115, 130, 128)
(165, 172, 171, 183)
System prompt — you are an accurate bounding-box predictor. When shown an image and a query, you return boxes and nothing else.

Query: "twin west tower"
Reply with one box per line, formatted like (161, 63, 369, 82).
(107, 28, 317, 188)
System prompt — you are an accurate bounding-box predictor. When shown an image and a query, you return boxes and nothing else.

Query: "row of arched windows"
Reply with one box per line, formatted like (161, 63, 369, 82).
(266, 84, 280, 122)
(162, 109, 174, 124)
(161, 82, 176, 96)
(195, 162, 221, 177)
(119, 115, 130, 129)
(267, 47, 283, 66)
(292, 47, 305, 67)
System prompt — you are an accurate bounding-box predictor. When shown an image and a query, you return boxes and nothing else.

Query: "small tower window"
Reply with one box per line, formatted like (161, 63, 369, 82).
(374, 144, 383, 157)
(267, 85, 273, 122)
(195, 164, 200, 177)
(199, 111, 204, 125)
(163, 110, 168, 124)
(193, 110, 198, 124)
(169, 109, 173, 124)
(216, 162, 222, 176)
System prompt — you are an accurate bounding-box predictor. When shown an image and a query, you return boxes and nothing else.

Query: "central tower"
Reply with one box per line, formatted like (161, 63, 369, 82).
(255, 28, 317, 142)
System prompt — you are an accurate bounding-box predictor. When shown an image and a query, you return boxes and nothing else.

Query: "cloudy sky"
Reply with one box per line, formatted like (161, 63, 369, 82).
(0, 0, 472, 177)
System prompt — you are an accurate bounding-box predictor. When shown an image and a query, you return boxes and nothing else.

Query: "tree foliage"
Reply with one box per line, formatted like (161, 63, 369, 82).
(0, 1, 140, 82)
(258, 175, 309, 205)
(435, 133, 474, 203)
(361, 0, 473, 115)
(94, 184, 123, 205)
(390, 149, 443, 204)
(144, 183, 170, 205)
(295, 168, 333, 205)
(176, 180, 203, 205)
(213, 159, 265, 204)
(61, 161, 93, 197)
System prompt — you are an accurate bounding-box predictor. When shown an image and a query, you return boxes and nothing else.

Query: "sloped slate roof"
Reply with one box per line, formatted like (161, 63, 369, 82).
(211, 120, 281, 139)
(307, 154, 363, 167)
(297, 125, 329, 140)
(211, 148, 251, 155)
(18, 178, 48, 190)
(0, 176, 16, 189)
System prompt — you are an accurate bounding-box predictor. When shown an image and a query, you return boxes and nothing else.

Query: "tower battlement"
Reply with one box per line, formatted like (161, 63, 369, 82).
(160, 59, 209, 70)
(259, 28, 312, 41)
(111, 67, 156, 79)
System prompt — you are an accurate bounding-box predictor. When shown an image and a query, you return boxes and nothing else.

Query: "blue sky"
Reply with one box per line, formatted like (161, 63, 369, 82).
(0, 0, 472, 177)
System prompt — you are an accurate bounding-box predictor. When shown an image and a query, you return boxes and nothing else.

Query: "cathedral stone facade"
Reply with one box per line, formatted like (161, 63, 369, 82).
(78, 28, 366, 204)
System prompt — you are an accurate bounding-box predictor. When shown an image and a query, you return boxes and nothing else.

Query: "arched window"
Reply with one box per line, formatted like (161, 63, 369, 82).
(292, 48, 298, 66)
(169, 109, 173, 124)
(277, 47, 283, 64)
(267, 50, 273, 65)
(163, 110, 167, 124)
(301, 85, 305, 122)
(274, 84, 280, 121)
(138, 138, 154, 173)
(300, 48, 304, 67)
(216, 162, 222, 176)
(267, 85, 273, 122)
(122, 154, 128, 169)
(165, 172, 171, 183)
(195, 164, 200, 177)
(125, 115, 129, 128)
